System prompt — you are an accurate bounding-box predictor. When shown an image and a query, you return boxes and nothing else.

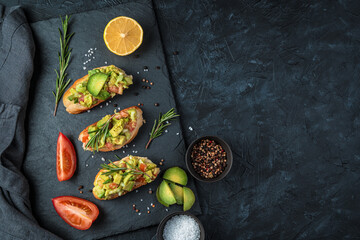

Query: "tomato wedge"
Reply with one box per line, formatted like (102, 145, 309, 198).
(52, 196, 99, 230)
(57, 132, 77, 181)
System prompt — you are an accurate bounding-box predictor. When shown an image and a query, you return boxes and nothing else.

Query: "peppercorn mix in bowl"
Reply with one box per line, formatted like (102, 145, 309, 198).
(185, 136, 233, 182)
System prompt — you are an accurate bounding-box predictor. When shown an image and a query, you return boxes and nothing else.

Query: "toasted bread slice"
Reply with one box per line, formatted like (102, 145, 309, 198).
(63, 65, 131, 114)
(93, 156, 160, 200)
(78, 106, 143, 152)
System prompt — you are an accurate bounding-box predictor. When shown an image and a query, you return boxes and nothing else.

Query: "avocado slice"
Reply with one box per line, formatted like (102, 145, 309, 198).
(87, 72, 108, 96)
(156, 187, 169, 207)
(163, 167, 188, 186)
(158, 180, 176, 205)
(169, 182, 183, 205)
(183, 187, 195, 211)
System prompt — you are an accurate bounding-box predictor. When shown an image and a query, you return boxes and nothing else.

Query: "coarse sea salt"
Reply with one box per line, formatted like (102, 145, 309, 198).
(163, 215, 200, 240)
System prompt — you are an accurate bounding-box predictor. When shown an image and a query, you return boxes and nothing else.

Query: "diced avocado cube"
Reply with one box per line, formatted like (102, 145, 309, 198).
(111, 135, 126, 145)
(80, 94, 92, 108)
(123, 181, 134, 191)
(97, 189, 105, 199)
(123, 174, 133, 185)
(109, 124, 124, 138)
(88, 125, 97, 138)
(144, 170, 154, 183)
(115, 74, 124, 87)
(76, 83, 87, 93)
(97, 115, 111, 128)
(146, 163, 157, 171)
(113, 174, 122, 185)
(99, 174, 109, 181)
(124, 76, 133, 85)
(127, 109, 137, 121)
(129, 156, 138, 166)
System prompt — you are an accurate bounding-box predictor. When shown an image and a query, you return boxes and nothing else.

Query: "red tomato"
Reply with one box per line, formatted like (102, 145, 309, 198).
(52, 196, 99, 230)
(137, 177, 146, 184)
(109, 183, 119, 189)
(139, 163, 146, 172)
(57, 132, 77, 181)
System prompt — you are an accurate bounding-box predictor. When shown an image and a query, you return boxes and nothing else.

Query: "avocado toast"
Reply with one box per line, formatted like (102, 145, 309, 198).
(63, 65, 133, 114)
(78, 106, 143, 152)
(93, 155, 160, 200)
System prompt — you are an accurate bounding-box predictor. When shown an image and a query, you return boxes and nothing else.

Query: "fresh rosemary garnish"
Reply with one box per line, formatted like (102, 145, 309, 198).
(100, 156, 151, 178)
(85, 115, 114, 151)
(53, 15, 74, 116)
(146, 108, 180, 149)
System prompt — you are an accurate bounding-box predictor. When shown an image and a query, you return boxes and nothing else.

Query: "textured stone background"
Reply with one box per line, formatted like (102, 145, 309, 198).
(1, 0, 360, 239)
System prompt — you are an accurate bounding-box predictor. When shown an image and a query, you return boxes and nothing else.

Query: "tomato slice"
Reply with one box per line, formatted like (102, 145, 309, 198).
(52, 196, 99, 230)
(109, 183, 119, 189)
(57, 132, 77, 181)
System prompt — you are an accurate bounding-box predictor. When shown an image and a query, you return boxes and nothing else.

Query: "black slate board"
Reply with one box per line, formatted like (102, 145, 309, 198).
(23, 1, 201, 239)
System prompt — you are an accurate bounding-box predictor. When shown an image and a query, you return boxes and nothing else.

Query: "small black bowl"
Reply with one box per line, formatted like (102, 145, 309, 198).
(185, 136, 233, 182)
(156, 212, 205, 240)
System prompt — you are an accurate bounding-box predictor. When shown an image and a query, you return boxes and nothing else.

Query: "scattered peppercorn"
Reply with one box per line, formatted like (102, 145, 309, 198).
(147, 211, 150, 214)
(151, 204, 155, 208)
(135, 209, 139, 213)
(147, 86, 151, 89)
(142, 78, 146, 82)
(159, 162, 163, 166)
(138, 103, 141, 106)
(77, 185, 83, 190)
(191, 139, 227, 179)
(173, 51, 179, 55)
(113, 103, 118, 107)
(133, 204, 136, 208)
(80, 190, 83, 194)
(154, 103, 159, 107)
(149, 190, 153, 194)
(156, 66, 161, 70)
(161, 159, 164, 162)
(150, 82, 154, 85)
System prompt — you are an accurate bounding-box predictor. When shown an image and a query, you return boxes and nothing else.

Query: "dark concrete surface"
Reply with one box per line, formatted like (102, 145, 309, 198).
(1, 0, 360, 239)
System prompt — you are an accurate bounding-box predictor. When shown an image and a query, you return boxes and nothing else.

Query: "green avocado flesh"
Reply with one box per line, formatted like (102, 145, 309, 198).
(156, 187, 169, 207)
(163, 167, 188, 186)
(87, 73, 108, 96)
(158, 180, 176, 205)
(183, 187, 195, 211)
(169, 182, 184, 205)
(93, 156, 159, 200)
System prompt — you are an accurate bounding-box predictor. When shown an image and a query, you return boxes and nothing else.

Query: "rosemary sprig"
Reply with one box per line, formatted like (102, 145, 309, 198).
(53, 15, 74, 116)
(146, 108, 179, 149)
(100, 156, 151, 178)
(85, 115, 115, 151)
